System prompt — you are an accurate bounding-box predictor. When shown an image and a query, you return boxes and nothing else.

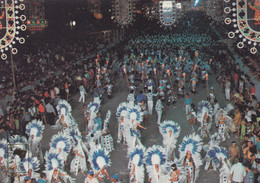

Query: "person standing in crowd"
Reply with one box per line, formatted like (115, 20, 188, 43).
(225, 77, 231, 101)
(38, 101, 47, 125)
(156, 97, 163, 124)
(183, 94, 192, 120)
(79, 83, 87, 103)
(146, 90, 158, 115)
(45, 99, 56, 125)
(229, 158, 246, 183)
(228, 141, 240, 165)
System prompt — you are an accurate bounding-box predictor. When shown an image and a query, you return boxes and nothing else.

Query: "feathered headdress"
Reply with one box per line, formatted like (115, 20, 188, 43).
(129, 145, 146, 167)
(159, 120, 181, 137)
(87, 102, 100, 114)
(179, 133, 202, 157)
(19, 157, 40, 173)
(26, 119, 45, 139)
(45, 151, 63, 171)
(88, 145, 111, 171)
(10, 135, 28, 151)
(197, 100, 213, 123)
(56, 100, 72, 116)
(127, 105, 143, 124)
(145, 145, 166, 166)
(49, 132, 71, 154)
(207, 146, 229, 166)
(45, 151, 76, 183)
(102, 110, 111, 133)
(116, 102, 128, 121)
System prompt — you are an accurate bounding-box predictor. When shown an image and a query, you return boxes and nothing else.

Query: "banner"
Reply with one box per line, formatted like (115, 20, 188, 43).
(0, 0, 26, 60)
(113, 0, 134, 26)
(225, 0, 260, 54)
(159, 0, 176, 26)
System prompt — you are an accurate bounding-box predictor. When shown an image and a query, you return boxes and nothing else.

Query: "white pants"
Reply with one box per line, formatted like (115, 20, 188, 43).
(157, 111, 162, 124)
(79, 91, 85, 103)
(225, 88, 230, 100)
(185, 104, 191, 116)
(148, 101, 153, 115)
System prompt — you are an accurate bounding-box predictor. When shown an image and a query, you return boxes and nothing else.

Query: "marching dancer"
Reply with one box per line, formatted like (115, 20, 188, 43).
(129, 145, 146, 183)
(66, 128, 88, 176)
(159, 120, 181, 160)
(44, 151, 75, 183)
(197, 101, 213, 138)
(146, 90, 158, 115)
(179, 133, 203, 183)
(155, 97, 164, 124)
(89, 145, 111, 182)
(145, 145, 168, 183)
(116, 102, 129, 144)
(26, 119, 45, 163)
(49, 132, 72, 164)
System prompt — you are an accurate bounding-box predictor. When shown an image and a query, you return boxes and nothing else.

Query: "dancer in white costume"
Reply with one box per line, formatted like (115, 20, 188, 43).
(145, 145, 169, 183)
(44, 151, 75, 183)
(125, 105, 145, 153)
(197, 101, 213, 138)
(101, 110, 114, 153)
(159, 120, 181, 160)
(88, 145, 111, 182)
(26, 119, 45, 163)
(204, 146, 230, 171)
(19, 157, 40, 182)
(66, 127, 89, 176)
(178, 133, 203, 183)
(87, 101, 100, 131)
(215, 104, 233, 142)
(129, 145, 146, 183)
(49, 132, 72, 164)
(116, 102, 128, 144)
(54, 100, 77, 130)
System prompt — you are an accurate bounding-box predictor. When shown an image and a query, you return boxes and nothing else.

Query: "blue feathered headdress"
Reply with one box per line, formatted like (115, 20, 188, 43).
(26, 119, 45, 138)
(10, 135, 28, 150)
(145, 145, 166, 166)
(45, 151, 63, 171)
(127, 105, 143, 124)
(89, 146, 111, 171)
(116, 102, 128, 121)
(197, 100, 213, 118)
(159, 120, 181, 137)
(19, 157, 40, 172)
(87, 102, 100, 114)
(129, 146, 145, 167)
(50, 132, 71, 153)
(207, 146, 229, 165)
(56, 100, 72, 116)
(179, 133, 202, 156)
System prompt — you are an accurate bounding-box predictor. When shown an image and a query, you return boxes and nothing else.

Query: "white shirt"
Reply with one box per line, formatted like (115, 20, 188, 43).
(230, 162, 246, 182)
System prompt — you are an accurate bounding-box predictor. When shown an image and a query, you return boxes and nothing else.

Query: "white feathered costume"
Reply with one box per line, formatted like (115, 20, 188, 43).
(178, 133, 203, 183)
(159, 120, 181, 159)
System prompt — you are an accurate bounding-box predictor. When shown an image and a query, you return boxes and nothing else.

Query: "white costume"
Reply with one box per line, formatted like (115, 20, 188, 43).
(128, 145, 146, 183)
(26, 119, 45, 163)
(159, 120, 181, 159)
(145, 145, 169, 183)
(178, 133, 203, 183)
